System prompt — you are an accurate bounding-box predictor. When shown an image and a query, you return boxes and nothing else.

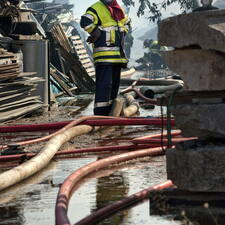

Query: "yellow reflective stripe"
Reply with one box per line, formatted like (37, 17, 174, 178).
(105, 31, 111, 46)
(110, 30, 115, 44)
(86, 10, 99, 25)
(85, 24, 96, 33)
(101, 22, 118, 27)
(93, 51, 120, 58)
(95, 58, 128, 63)
(94, 100, 113, 108)
(83, 14, 94, 22)
(99, 26, 118, 31)
(94, 47, 120, 52)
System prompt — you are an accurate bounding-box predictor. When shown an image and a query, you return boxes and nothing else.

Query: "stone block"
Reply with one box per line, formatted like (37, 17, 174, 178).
(166, 140, 225, 192)
(171, 103, 225, 139)
(158, 9, 225, 53)
(161, 49, 225, 91)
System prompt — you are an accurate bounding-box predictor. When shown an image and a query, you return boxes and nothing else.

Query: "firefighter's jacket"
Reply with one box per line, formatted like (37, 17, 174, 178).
(80, 1, 130, 65)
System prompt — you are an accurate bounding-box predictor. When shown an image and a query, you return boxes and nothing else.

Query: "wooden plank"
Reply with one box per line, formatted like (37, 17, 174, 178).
(0, 70, 20, 76)
(50, 69, 74, 96)
(86, 67, 95, 73)
(17, 72, 37, 77)
(0, 76, 18, 82)
(58, 23, 72, 52)
(0, 69, 20, 75)
(50, 64, 71, 84)
(0, 86, 32, 98)
(70, 35, 80, 40)
(0, 97, 41, 112)
(76, 49, 87, 55)
(55, 87, 77, 98)
(80, 58, 92, 64)
(0, 104, 42, 123)
(0, 54, 15, 58)
(0, 92, 29, 105)
(0, 77, 42, 86)
(0, 66, 20, 72)
(88, 71, 95, 75)
(17, 34, 43, 40)
(78, 54, 90, 60)
(0, 59, 12, 65)
(51, 24, 71, 52)
(73, 43, 84, 48)
(0, 71, 20, 77)
(83, 62, 94, 69)
(72, 40, 83, 45)
(0, 63, 19, 69)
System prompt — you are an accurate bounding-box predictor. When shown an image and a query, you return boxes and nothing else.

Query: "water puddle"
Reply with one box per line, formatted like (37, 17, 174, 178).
(0, 98, 183, 225)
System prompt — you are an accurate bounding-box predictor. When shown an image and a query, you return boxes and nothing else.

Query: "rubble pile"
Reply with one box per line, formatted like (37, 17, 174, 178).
(0, 0, 96, 121)
(27, 0, 95, 94)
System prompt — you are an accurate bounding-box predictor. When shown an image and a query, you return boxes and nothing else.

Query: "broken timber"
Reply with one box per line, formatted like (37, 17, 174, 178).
(51, 23, 95, 93)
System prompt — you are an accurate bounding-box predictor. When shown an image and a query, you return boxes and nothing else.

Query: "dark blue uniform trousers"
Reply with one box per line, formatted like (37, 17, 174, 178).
(94, 64, 121, 116)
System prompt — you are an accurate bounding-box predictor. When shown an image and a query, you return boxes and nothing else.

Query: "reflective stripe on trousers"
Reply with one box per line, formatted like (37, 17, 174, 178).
(94, 65, 121, 116)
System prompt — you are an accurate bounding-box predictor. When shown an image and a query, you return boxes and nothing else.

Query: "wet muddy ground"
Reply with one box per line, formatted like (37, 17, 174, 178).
(0, 95, 184, 225)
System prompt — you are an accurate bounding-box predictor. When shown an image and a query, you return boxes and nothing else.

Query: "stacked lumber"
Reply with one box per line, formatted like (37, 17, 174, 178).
(0, 48, 42, 122)
(51, 23, 95, 93)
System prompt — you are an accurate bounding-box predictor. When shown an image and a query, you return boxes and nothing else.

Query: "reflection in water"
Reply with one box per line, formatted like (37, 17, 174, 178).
(0, 161, 57, 225)
(95, 171, 129, 225)
(0, 161, 57, 205)
(0, 205, 23, 225)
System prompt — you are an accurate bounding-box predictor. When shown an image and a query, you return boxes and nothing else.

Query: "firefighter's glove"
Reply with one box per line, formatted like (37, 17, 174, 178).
(87, 28, 101, 43)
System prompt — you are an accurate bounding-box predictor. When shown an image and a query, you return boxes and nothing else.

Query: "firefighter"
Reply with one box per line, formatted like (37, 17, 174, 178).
(80, 0, 131, 116)
(193, 0, 218, 11)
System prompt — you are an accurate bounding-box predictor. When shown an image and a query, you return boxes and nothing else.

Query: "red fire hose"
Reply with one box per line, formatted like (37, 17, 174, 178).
(0, 118, 174, 133)
(55, 146, 167, 225)
(0, 116, 170, 149)
(132, 137, 197, 145)
(133, 130, 181, 140)
(75, 180, 173, 225)
(121, 87, 158, 104)
(0, 143, 162, 162)
(0, 117, 175, 151)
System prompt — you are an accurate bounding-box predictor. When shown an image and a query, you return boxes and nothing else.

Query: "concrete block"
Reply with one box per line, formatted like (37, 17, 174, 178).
(161, 49, 225, 91)
(158, 9, 225, 53)
(171, 103, 225, 139)
(166, 140, 225, 192)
